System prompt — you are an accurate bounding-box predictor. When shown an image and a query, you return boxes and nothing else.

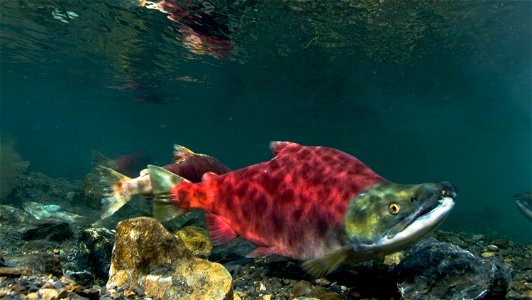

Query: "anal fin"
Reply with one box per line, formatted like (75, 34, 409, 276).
(205, 213, 237, 245)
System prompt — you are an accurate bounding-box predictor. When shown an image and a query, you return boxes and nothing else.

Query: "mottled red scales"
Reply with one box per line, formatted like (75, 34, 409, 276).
(168, 141, 385, 260)
(165, 145, 231, 183)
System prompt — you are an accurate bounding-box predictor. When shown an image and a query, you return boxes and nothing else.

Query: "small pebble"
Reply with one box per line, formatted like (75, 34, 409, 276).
(291, 280, 312, 297)
(234, 290, 246, 300)
(481, 251, 496, 258)
(315, 278, 330, 286)
(123, 289, 136, 297)
(492, 239, 513, 249)
(259, 282, 267, 291)
(340, 285, 348, 292)
(486, 244, 499, 251)
(472, 234, 484, 241)
(384, 251, 404, 265)
(40, 288, 59, 300)
(57, 289, 68, 298)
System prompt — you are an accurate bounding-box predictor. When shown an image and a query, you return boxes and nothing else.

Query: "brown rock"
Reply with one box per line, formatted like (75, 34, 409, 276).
(0, 267, 32, 277)
(107, 217, 232, 300)
(175, 226, 213, 258)
(291, 280, 342, 300)
(4, 253, 62, 277)
(40, 288, 59, 300)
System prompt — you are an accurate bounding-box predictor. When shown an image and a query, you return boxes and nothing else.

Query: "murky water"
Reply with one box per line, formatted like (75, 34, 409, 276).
(1, 1, 530, 243)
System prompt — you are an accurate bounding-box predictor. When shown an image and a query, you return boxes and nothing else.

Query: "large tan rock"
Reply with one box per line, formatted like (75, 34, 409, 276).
(175, 225, 213, 258)
(107, 217, 232, 300)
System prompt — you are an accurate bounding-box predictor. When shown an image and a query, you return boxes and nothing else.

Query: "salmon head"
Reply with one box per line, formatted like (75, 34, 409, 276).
(344, 181, 456, 255)
(303, 181, 456, 277)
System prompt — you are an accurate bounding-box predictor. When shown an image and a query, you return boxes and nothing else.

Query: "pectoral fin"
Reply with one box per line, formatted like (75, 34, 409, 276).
(205, 213, 238, 245)
(301, 247, 352, 278)
(153, 201, 185, 223)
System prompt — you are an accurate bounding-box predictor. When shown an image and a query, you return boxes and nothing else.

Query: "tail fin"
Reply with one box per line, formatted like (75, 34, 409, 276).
(147, 165, 187, 222)
(96, 166, 133, 219)
(92, 150, 117, 169)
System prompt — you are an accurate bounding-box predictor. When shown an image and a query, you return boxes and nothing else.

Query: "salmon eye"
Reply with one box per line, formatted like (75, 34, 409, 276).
(389, 203, 400, 215)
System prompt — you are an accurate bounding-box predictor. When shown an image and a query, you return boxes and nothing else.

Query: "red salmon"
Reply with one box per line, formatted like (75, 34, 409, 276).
(147, 141, 456, 276)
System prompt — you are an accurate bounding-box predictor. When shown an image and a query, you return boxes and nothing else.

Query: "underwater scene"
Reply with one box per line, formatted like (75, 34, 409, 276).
(0, 0, 530, 299)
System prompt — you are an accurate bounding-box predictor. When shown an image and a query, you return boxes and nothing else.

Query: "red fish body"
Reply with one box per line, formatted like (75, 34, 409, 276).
(165, 145, 231, 183)
(160, 141, 385, 260)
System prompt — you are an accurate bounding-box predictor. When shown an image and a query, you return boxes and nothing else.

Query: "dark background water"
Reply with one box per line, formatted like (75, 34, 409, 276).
(1, 1, 531, 242)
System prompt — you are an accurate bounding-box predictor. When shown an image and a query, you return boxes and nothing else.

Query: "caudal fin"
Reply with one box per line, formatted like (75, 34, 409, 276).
(92, 150, 117, 169)
(147, 165, 187, 222)
(96, 166, 133, 219)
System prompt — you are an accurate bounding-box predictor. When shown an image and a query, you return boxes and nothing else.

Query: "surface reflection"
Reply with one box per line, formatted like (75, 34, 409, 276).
(141, 0, 233, 59)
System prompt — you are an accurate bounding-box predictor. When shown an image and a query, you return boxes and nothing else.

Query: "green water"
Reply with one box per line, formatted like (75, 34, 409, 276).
(1, 1, 530, 242)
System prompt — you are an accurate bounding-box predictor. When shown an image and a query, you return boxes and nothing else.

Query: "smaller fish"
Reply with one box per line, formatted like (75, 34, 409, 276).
(23, 202, 84, 223)
(82, 149, 149, 203)
(92, 149, 149, 177)
(515, 192, 532, 221)
(97, 145, 230, 219)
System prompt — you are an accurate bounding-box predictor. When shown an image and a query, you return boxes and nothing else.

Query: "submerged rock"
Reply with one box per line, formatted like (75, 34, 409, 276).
(107, 217, 232, 300)
(79, 227, 115, 279)
(291, 280, 343, 300)
(175, 225, 212, 258)
(4, 253, 63, 277)
(395, 237, 512, 299)
(21, 219, 73, 242)
(0, 205, 30, 224)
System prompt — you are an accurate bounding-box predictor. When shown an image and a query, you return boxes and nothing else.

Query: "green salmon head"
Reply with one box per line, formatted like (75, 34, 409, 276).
(343, 181, 456, 255)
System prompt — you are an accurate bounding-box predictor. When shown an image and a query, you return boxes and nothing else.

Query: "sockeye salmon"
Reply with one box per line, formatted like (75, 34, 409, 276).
(97, 145, 230, 219)
(514, 192, 532, 221)
(144, 141, 456, 276)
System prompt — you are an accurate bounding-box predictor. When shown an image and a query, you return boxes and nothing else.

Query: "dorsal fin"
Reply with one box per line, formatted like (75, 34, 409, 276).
(173, 145, 195, 163)
(139, 168, 149, 176)
(269, 141, 302, 156)
(202, 171, 218, 181)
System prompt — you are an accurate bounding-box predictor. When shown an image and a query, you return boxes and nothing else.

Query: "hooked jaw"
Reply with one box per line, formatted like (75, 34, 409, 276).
(346, 181, 456, 255)
(376, 194, 455, 250)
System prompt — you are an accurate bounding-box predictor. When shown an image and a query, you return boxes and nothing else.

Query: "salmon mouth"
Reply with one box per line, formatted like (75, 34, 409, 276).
(376, 183, 456, 253)
(396, 185, 457, 237)
(379, 195, 455, 250)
